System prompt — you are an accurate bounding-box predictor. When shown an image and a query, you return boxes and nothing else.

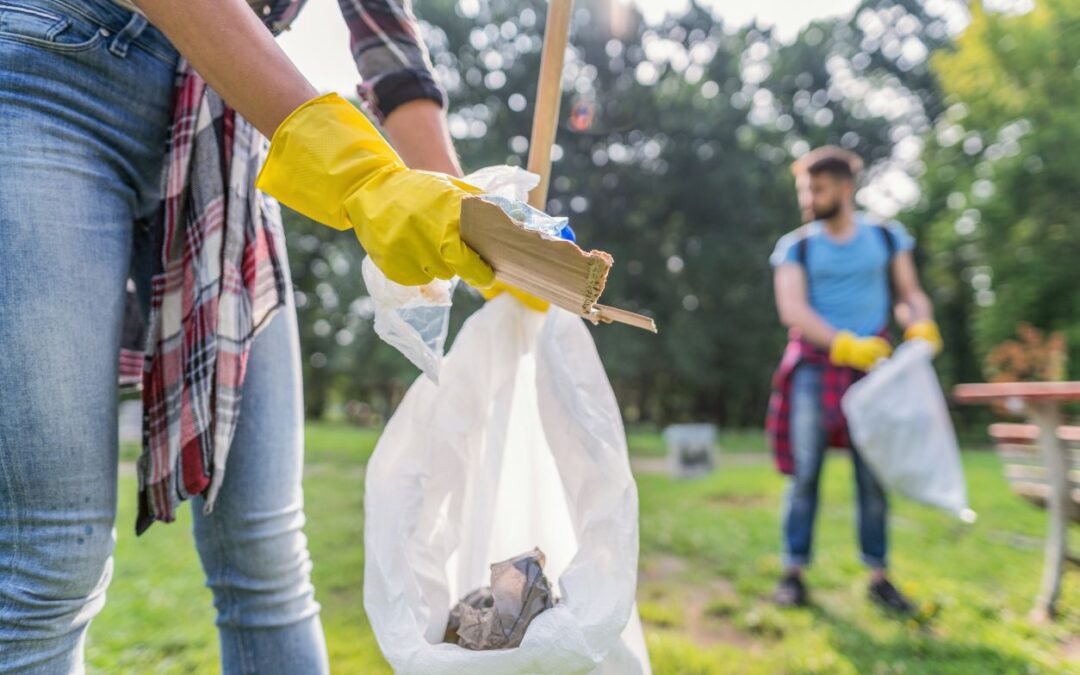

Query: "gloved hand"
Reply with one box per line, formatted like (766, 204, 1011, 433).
(256, 93, 495, 289)
(829, 331, 892, 371)
(904, 319, 943, 355)
(477, 224, 576, 313)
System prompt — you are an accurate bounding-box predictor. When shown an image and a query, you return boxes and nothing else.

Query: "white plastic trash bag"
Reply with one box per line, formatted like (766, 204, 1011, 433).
(842, 339, 975, 521)
(363, 296, 650, 674)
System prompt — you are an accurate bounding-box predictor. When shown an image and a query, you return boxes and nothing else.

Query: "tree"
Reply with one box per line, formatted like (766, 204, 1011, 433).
(285, 0, 955, 425)
(910, 0, 1080, 383)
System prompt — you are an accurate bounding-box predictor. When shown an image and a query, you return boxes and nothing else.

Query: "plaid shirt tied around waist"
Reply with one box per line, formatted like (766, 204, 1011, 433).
(125, 65, 288, 534)
(765, 332, 866, 476)
(117, 0, 446, 533)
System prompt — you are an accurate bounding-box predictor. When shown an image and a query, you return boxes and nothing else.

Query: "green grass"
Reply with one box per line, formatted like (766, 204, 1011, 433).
(88, 423, 1080, 674)
(635, 449, 1080, 674)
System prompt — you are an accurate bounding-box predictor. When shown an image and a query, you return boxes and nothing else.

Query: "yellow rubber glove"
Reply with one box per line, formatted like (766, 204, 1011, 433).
(904, 319, 943, 355)
(829, 331, 893, 371)
(479, 282, 549, 312)
(256, 93, 495, 289)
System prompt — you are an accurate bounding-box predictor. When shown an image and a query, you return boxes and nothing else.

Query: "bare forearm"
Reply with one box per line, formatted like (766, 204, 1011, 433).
(774, 265, 836, 348)
(890, 252, 934, 327)
(898, 290, 934, 326)
(381, 100, 463, 176)
(780, 304, 838, 349)
(133, 0, 317, 137)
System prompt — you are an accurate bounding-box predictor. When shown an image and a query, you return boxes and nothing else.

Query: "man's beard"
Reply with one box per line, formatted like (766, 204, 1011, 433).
(812, 199, 842, 221)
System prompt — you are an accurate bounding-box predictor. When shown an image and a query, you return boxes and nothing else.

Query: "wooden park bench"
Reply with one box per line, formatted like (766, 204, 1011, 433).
(954, 381, 1080, 620)
(987, 423, 1080, 521)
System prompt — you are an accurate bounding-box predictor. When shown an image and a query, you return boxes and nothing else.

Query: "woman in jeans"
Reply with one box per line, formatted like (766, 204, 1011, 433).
(0, 0, 493, 671)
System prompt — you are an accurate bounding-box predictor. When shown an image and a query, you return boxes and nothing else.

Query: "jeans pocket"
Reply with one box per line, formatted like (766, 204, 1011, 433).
(0, 2, 105, 53)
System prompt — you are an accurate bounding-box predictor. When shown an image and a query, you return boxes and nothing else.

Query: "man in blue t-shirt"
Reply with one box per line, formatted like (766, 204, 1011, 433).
(766, 146, 943, 613)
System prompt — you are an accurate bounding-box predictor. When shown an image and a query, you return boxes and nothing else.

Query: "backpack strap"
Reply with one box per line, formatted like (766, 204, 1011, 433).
(876, 224, 897, 306)
(877, 223, 896, 259)
(796, 235, 809, 268)
(794, 226, 812, 294)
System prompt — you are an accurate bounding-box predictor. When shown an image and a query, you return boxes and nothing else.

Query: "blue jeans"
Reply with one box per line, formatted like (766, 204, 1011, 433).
(0, 2, 329, 672)
(781, 364, 889, 570)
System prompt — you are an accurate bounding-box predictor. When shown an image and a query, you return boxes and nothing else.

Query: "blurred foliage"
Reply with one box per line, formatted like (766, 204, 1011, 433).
(286, 0, 969, 426)
(984, 322, 1068, 383)
(907, 0, 1080, 387)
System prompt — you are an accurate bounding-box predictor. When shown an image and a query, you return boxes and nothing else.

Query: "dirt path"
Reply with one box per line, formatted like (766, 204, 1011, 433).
(638, 553, 764, 651)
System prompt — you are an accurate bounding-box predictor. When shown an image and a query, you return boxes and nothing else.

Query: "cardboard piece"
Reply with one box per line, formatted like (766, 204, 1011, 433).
(460, 197, 658, 333)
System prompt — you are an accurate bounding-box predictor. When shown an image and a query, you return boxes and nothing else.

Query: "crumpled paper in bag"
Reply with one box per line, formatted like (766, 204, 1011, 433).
(444, 548, 555, 650)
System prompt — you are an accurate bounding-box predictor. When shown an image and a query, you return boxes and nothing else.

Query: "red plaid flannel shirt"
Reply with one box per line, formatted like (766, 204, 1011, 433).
(118, 0, 444, 533)
(765, 332, 866, 476)
(130, 67, 288, 533)
(257, 0, 447, 119)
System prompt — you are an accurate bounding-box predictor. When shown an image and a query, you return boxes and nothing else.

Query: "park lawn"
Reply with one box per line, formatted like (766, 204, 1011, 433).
(89, 423, 1079, 674)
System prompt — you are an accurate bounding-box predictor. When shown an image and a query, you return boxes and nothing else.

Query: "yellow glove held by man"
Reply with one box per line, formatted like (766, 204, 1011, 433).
(904, 320, 943, 355)
(256, 93, 495, 289)
(829, 331, 892, 371)
(479, 282, 550, 313)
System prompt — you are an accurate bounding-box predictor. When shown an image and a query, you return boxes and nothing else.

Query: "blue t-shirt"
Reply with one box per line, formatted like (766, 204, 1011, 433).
(770, 214, 914, 336)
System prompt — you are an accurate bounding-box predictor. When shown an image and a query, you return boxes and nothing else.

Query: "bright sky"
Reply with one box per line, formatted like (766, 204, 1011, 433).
(279, 0, 861, 94)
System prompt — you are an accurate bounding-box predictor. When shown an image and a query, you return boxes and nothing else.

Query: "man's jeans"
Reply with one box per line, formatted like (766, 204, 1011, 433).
(781, 364, 889, 569)
(0, 1, 328, 672)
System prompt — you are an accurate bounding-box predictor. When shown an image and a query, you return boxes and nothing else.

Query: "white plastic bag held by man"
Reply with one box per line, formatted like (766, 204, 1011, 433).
(843, 340, 975, 520)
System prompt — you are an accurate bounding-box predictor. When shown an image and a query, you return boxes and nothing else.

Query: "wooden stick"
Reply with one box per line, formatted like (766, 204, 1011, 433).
(527, 0, 574, 210)
(594, 304, 658, 333)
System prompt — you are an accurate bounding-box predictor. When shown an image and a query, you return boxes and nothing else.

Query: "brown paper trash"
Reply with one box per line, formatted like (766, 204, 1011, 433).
(460, 197, 658, 333)
(443, 548, 556, 651)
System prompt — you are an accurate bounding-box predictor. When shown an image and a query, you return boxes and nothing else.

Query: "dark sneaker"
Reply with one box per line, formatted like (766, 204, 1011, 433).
(868, 578, 914, 615)
(774, 573, 808, 607)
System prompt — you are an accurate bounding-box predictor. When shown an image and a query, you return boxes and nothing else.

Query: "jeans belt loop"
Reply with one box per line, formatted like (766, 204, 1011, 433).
(108, 12, 147, 59)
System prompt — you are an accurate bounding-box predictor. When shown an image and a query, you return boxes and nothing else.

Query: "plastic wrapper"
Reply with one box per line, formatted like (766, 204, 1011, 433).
(479, 195, 567, 239)
(459, 166, 566, 240)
